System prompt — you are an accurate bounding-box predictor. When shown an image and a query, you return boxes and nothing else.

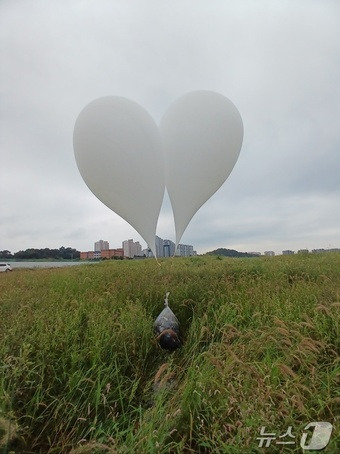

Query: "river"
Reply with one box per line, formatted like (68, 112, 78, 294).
(7, 261, 96, 269)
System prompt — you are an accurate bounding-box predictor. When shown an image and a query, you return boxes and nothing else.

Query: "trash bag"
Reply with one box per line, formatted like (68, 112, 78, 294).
(154, 292, 181, 351)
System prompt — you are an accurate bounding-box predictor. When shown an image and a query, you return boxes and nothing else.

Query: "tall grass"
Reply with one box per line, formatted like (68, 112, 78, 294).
(0, 254, 339, 453)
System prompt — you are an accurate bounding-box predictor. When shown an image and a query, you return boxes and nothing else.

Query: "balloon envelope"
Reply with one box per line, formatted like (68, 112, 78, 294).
(73, 96, 165, 257)
(160, 90, 243, 246)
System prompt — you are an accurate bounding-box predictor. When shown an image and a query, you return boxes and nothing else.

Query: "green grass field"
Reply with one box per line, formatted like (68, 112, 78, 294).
(0, 254, 339, 453)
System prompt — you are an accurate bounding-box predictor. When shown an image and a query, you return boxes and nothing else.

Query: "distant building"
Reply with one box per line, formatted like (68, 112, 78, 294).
(123, 239, 133, 258)
(164, 239, 176, 257)
(80, 250, 101, 260)
(175, 244, 185, 257)
(101, 248, 124, 259)
(155, 237, 177, 257)
(142, 236, 196, 258)
(155, 236, 164, 258)
(122, 239, 143, 258)
(282, 250, 294, 255)
(298, 249, 309, 254)
(152, 237, 196, 257)
(264, 251, 275, 256)
(142, 247, 153, 258)
(80, 248, 123, 260)
(94, 240, 109, 251)
(175, 243, 196, 257)
(312, 248, 340, 254)
(134, 241, 142, 257)
(83, 236, 197, 260)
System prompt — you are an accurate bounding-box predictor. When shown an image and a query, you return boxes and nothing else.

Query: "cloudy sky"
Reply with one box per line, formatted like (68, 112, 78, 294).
(1, 0, 339, 255)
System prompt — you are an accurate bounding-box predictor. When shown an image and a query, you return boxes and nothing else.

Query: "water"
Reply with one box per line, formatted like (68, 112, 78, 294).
(8, 261, 96, 269)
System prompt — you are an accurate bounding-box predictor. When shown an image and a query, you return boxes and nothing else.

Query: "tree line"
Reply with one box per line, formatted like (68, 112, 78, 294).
(206, 248, 260, 258)
(0, 247, 80, 260)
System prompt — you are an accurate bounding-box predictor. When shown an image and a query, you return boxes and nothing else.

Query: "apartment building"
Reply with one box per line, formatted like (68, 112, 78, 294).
(94, 240, 109, 251)
(122, 239, 142, 258)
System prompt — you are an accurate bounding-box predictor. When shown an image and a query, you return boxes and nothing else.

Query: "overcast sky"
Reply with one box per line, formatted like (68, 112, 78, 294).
(1, 0, 339, 255)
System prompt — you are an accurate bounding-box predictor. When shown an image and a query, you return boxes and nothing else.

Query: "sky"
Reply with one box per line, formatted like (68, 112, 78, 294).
(1, 0, 339, 256)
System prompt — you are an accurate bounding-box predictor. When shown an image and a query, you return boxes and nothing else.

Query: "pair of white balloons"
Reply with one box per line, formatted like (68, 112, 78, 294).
(73, 91, 243, 258)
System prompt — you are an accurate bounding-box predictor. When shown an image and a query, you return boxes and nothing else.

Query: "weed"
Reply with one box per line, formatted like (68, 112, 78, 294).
(0, 254, 339, 452)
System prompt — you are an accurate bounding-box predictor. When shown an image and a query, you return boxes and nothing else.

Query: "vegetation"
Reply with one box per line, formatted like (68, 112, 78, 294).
(0, 247, 80, 261)
(206, 248, 260, 258)
(0, 254, 339, 453)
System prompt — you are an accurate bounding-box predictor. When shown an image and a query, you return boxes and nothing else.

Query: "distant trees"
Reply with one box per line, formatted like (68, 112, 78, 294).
(206, 248, 259, 258)
(0, 247, 80, 260)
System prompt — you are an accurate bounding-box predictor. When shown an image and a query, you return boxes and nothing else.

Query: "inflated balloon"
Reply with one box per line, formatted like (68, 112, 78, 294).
(160, 90, 243, 246)
(73, 96, 165, 257)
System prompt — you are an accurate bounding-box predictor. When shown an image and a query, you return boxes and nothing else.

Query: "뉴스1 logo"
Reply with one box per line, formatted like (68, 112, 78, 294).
(256, 421, 333, 450)
(300, 422, 333, 450)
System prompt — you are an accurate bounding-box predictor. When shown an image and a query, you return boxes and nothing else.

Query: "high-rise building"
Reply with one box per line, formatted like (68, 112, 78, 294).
(164, 239, 176, 257)
(175, 243, 196, 257)
(122, 239, 143, 258)
(142, 247, 152, 258)
(123, 239, 134, 258)
(128, 236, 197, 258)
(134, 241, 142, 257)
(155, 236, 164, 258)
(94, 240, 109, 251)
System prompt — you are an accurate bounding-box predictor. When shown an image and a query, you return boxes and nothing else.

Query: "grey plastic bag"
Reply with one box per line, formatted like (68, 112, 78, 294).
(154, 292, 181, 351)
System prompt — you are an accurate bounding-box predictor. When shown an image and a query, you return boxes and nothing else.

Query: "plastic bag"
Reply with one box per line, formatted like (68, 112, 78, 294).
(154, 292, 181, 351)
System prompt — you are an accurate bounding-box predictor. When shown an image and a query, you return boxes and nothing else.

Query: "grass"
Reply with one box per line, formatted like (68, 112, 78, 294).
(0, 253, 339, 453)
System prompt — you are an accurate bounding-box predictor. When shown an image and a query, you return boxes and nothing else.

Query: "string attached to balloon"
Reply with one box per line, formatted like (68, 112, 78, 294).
(73, 91, 243, 257)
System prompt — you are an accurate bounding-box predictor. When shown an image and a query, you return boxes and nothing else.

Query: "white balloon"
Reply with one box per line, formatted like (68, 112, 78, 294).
(160, 90, 243, 246)
(73, 96, 165, 258)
